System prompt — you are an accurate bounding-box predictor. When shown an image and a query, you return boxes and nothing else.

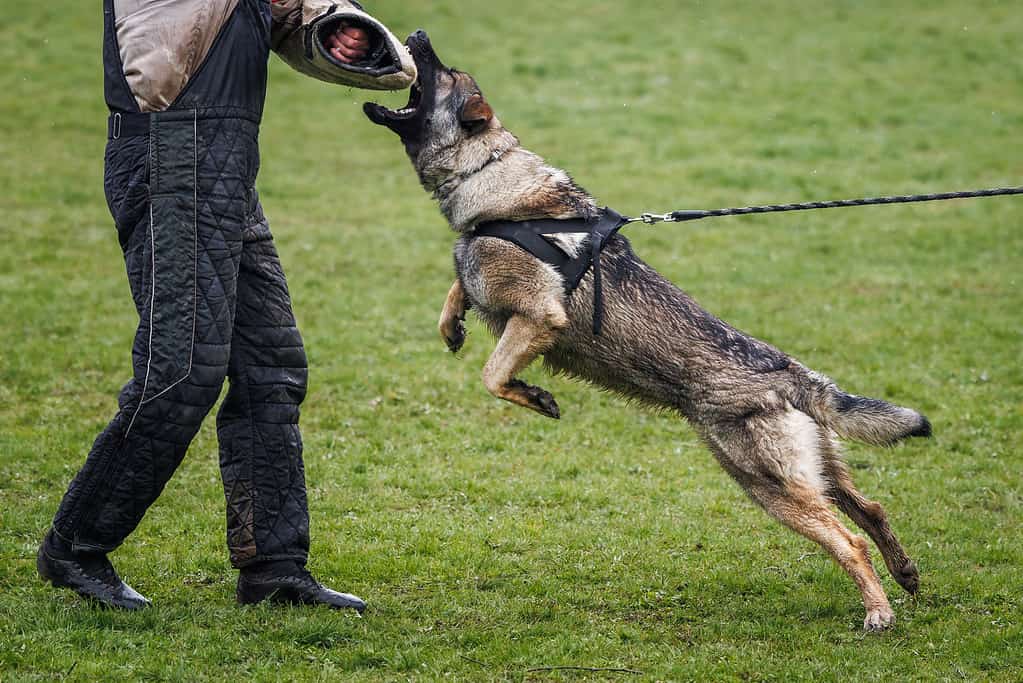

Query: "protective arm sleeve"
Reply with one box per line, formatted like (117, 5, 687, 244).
(270, 0, 416, 90)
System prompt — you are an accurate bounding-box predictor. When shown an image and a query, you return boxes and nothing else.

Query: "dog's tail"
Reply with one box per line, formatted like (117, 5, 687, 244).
(790, 366, 932, 446)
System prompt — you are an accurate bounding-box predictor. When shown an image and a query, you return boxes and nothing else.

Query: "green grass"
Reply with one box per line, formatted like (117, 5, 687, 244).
(1, 1, 1021, 680)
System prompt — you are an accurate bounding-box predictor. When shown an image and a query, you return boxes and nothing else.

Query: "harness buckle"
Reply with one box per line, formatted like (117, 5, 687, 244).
(111, 112, 122, 140)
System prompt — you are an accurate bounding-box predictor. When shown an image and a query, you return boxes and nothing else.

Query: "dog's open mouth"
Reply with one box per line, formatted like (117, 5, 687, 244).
(365, 78, 422, 123)
(364, 30, 441, 129)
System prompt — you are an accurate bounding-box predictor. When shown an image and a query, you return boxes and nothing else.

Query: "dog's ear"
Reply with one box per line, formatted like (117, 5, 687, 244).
(460, 93, 493, 133)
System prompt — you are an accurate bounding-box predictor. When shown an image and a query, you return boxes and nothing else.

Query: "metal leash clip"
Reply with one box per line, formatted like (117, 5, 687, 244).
(639, 212, 674, 224)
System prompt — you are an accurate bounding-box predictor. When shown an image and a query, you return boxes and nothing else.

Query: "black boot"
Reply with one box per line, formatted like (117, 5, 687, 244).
(36, 531, 150, 610)
(237, 560, 365, 613)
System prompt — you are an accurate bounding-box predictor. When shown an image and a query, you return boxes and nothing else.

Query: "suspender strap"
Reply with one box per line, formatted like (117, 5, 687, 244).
(107, 111, 152, 140)
(475, 207, 628, 335)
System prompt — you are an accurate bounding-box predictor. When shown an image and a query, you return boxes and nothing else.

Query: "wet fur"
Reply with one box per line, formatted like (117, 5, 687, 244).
(368, 33, 931, 631)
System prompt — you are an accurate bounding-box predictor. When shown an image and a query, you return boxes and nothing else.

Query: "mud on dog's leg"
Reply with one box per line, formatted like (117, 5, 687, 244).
(481, 314, 562, 418)
(438, 279, 467, 353)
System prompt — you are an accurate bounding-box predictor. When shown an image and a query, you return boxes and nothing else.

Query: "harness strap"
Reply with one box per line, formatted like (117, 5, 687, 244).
(475, 207, 628, 335)
(474, 219, 574, 275)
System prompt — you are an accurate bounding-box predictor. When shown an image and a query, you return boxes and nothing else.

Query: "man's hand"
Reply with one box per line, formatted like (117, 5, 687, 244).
(325, 23, 370, 64)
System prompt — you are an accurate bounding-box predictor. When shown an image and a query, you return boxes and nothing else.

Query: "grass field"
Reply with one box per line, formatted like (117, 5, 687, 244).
(1, 1, 1021, 680)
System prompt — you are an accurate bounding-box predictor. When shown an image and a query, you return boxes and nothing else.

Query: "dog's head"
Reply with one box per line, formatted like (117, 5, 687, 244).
(364, 31, 510, 190)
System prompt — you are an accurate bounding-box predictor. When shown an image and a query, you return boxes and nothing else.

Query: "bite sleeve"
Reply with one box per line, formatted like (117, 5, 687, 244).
(271, 0, 416, 90)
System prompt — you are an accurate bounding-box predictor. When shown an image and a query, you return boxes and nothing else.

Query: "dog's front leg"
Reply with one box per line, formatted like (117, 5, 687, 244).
(482, 314, 562, 419)
(438, 279, 468, 353)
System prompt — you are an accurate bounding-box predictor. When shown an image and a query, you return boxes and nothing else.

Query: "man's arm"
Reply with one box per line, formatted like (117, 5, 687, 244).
(270, 0, 416, 90)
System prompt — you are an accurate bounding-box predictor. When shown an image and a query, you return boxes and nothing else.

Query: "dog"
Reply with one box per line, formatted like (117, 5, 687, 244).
(364, 30, 932, 631)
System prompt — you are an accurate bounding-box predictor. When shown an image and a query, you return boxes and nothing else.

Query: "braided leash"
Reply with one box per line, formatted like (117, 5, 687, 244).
(627, 186, 1023, 225)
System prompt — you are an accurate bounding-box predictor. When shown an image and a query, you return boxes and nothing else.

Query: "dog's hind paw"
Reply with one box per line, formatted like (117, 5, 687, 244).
(863, 606, 895, 632)
(894, 560, 919, 595)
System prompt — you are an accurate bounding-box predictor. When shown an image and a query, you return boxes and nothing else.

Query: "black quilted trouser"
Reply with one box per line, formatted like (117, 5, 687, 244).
(52, 109, 311, 568)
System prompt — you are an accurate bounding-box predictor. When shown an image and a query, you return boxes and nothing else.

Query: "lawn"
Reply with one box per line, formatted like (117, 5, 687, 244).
(1, 1, 1021, 681)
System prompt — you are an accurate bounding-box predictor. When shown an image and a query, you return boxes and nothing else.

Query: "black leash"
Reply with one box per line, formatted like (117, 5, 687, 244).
(476, 185, 1020, 337)
(625, 185, 1023, 225)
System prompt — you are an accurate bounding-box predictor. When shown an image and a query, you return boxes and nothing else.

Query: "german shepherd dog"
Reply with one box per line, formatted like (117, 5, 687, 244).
(365, 31, 931, 631)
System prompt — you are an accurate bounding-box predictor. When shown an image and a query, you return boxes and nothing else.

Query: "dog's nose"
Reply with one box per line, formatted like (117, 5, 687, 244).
(410, 29, 431, 47)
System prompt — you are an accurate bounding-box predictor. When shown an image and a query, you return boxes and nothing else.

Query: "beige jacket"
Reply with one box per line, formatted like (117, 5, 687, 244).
(114, 0, 415, 112)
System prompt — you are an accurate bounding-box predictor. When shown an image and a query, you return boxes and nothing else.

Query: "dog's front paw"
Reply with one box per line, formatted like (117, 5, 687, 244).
(529, 387, 561, 419)
(440, 317, 466, 354)
(863, 606, 895, 632)
(507, 379, 560, 419)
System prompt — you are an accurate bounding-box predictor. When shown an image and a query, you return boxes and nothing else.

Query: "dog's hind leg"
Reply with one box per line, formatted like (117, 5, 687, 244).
(748, 480, 895, 631)
(711, 411, 894, 631)
(481, 314, 563, 419)
(823, 456, 919, 595)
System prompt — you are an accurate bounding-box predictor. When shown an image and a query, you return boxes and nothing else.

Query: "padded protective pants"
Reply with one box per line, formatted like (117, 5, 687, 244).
(52, 110, 311, 568)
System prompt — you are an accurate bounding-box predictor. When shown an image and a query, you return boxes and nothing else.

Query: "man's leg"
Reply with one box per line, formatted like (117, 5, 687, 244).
(42, 118, 242, 608)
(217, 205, 364, 611)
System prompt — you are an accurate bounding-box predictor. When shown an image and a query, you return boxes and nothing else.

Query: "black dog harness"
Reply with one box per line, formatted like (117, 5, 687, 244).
(475, 207, 629, 335)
